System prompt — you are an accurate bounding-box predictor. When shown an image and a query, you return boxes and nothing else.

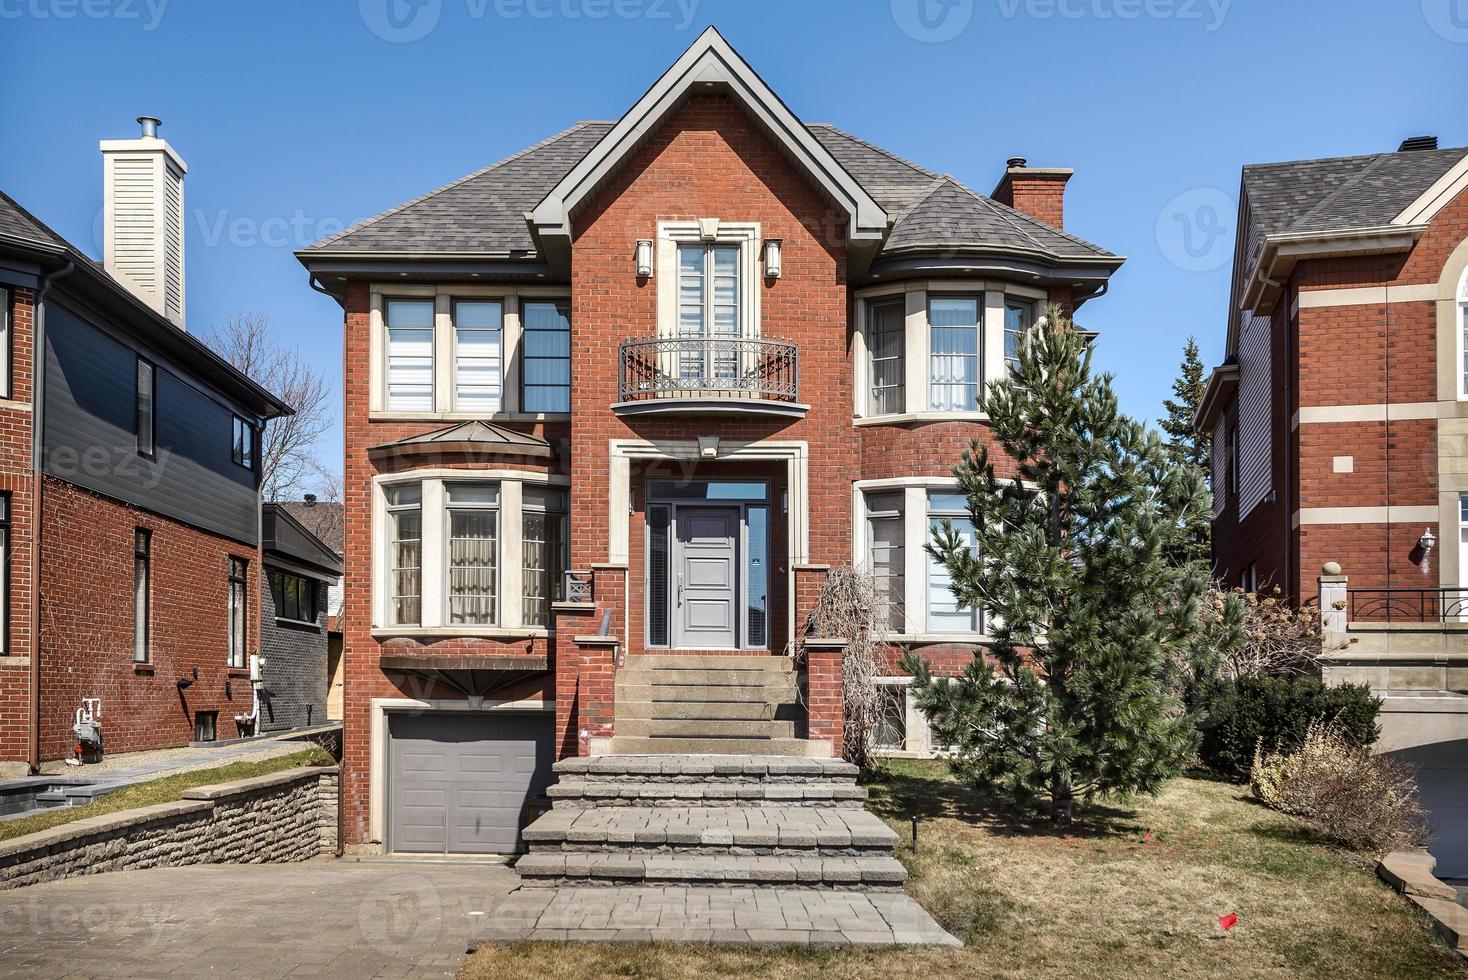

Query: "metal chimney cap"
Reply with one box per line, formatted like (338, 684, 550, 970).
(1398, 135, 1437, 152)
(136, 116, 162, 138)
(1006, 156, 1028, 169)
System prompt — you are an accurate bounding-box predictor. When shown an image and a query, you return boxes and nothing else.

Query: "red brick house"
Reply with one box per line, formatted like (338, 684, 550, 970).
(1200, 136, 1468, 756)
(298, 28, 1122, 854)
(0, 119, 291, 773)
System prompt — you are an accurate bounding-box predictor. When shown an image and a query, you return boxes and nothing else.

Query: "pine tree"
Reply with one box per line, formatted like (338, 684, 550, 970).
(1161, 337, 1207, 472)
(904, 306, 1209, 824)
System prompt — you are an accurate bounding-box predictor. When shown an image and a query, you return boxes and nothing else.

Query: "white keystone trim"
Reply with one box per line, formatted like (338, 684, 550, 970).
(1297, 284, 1440, 309)
(1293, 505, 1439, 527)
(368, 696, 552, 851)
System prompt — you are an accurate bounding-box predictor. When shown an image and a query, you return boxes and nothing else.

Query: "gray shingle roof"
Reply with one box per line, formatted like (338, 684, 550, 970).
(306, 120, 1113, 263)
(0, 191, 69, 250)
(1243, 146, 1468, 236)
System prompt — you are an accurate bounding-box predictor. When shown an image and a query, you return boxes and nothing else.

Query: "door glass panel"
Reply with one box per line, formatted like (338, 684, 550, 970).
(747, 505, 768, 649)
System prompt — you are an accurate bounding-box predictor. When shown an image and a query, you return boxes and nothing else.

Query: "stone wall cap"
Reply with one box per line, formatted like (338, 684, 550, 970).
(179, 765, 337, 802)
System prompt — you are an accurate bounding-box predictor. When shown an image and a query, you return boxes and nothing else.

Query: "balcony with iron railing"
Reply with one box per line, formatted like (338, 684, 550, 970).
(613, 336, 807, 417)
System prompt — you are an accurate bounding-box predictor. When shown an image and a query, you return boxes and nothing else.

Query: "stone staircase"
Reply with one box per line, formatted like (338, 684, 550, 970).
(601, 654, 825, 757)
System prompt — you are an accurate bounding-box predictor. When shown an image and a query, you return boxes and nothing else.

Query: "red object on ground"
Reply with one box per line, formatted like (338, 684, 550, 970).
(1140, 829, 1151, 843)
(1218, 913, 1238, 931)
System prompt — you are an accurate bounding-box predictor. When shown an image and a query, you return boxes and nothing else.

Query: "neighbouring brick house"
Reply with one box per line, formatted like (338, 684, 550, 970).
(276, 496, 345, 721)
(1200, 136, 1468, 764)
(257, 503, 343, 732)
(297, 28, 1122, 854)
(0, 118, 291, 772)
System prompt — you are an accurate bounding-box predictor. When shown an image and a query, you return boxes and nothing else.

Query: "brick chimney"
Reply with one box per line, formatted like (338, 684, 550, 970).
(991, 157, 1072, 229)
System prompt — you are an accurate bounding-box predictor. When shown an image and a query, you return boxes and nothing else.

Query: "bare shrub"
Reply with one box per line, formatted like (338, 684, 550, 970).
(802, 565, 888, 770)
(1250, 719, 1430, 853)
(1214, 586, 1323, 680)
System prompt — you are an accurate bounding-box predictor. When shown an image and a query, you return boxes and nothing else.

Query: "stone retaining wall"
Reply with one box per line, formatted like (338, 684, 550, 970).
(0, 766, 338, 890)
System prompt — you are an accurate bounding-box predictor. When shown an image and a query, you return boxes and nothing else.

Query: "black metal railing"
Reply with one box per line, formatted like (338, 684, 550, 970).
(618, 336, 798, 404)
(1346, 587, 1468, 624)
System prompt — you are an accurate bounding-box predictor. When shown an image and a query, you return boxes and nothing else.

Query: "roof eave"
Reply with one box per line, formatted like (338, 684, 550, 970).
(1195, 362, 1240, 431)
(1240, 224, 1425, 316)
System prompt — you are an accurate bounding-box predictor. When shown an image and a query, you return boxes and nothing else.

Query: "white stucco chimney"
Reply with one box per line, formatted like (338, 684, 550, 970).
(101, 116, 188, 329)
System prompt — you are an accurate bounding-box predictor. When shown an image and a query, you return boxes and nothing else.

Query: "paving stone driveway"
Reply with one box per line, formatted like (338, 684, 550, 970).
(0, 860, 519, 979)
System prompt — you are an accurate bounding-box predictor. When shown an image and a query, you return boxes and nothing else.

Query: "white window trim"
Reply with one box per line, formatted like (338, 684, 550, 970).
(1457, 266, 1468, 400)
(852, 281, 1045, 420)
(450, 297, 508, 415)
(369, 285, 570, 419)
(654, 220, 761, 340)
(371, 469, 569, 637)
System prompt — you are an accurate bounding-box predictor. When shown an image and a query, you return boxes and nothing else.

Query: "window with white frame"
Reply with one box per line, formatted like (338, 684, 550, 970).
(522, 485, 567, 627)
(677, 244, 741, 380)
(522, 299, 571, 414)
(228, 557, 248, 669)
(865, 491, 905, 631)
(1004, 301, 1032, 376)
(453, 299, 503, 412)
(385, 299, 434, 412)
(386, 484, 422, 625)
(446, 483, 499, 625)
(929, 296, 981, 411)
(868, 298, 905, 415)
(927, 491, 980, 633)
(1459, 267, 1468, 398)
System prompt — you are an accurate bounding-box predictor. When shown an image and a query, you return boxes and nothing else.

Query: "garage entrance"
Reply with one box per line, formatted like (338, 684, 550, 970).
(387, 711, 554, 855)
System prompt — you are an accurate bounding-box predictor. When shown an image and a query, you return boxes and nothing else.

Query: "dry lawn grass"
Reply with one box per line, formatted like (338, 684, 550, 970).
(463, 760, 1466, 979)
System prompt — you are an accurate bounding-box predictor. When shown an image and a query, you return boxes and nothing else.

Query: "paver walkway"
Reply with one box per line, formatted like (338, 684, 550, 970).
(476, 884, 961, 947)
(0, 860, 518, 978)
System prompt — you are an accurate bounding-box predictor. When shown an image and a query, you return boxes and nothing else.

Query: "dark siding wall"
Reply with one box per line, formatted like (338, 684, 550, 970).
(42, 303, 259, 545)
(258, 567, 329, 732)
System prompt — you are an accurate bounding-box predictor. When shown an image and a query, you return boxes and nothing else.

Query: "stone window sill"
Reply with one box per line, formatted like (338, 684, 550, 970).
(853, 411, 988, 427)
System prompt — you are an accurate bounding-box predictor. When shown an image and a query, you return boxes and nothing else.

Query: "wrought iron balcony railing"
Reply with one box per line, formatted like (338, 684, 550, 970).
(617, 336, 800, 410)
(1346, 587, 1468, 624)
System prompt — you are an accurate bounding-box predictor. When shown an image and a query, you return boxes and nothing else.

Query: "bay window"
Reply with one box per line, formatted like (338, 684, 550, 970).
(385, 299, 434, 412)
(522, 300, 571, 413)
(927, 491, 980, 633)
(453, 299, 503, 412)
(522, 486, 567, 627)
(1004, 302, 1031, 376)
(447, 483, 499, 625)
(868, 299, 905, 415)
(865, 492, 906, 631)
(929, 296, 981, 412)
(387, 484, 422, 625)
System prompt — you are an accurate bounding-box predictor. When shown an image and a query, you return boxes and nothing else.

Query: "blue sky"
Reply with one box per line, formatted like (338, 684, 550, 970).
(3, 0, 1464, 484)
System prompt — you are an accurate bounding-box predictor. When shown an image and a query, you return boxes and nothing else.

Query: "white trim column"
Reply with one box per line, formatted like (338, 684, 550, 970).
(502, 294, 522, 414)
(433, 293, 453, 413)
(904, 287, 927, 412)
(903, 485, 927, 635)
(852, 299, 870, 419)
(983, 290, 1006, 387)
(420, 480, 446, 629)
(500, 479, 524, 629)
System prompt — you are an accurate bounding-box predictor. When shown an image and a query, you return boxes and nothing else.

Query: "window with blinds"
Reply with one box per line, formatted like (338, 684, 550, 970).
(868, 299, 905, 415)
(866, 492, 906, 632)
(453, 299, 503, 412)
(385, 299, 434, 412)
(387, 484, 422, 625)
(1236, 314, 1273, 519)
(522, 486, 567, 627)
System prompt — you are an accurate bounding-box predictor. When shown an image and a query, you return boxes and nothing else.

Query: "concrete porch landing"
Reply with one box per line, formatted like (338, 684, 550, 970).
(474, 884, 961, 947)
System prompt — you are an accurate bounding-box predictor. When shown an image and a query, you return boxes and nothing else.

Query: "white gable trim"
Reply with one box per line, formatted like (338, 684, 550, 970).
(529, 27, 886, 247)
(1394, 152, 1468, 227)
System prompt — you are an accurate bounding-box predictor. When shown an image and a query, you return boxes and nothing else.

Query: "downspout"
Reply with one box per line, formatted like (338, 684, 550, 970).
(29, 260, 74, 773)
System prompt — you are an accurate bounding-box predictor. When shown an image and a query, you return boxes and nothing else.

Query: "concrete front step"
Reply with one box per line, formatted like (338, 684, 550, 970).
(615, 667, 794, 688)
(547, 779, 867, 808)
(615, 683, 797, 703)
(521, 806, 899, 853)
(515, 852, 907, 889)
(598, 736, 831, 757)
(553, 754, 859, 779)
(615, 700, 786, 721)
(622, 654, 795, 671)
(615, 718, 797, 739)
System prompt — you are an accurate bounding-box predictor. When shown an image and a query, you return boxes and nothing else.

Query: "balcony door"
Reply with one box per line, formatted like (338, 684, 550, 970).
(677, 244, 741, 383)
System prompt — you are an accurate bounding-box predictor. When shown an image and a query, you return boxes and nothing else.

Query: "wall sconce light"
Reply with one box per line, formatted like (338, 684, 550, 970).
(635, 239, 654, 278)
(1418, 527, 1437, 575)
(763, 238, 783, 279)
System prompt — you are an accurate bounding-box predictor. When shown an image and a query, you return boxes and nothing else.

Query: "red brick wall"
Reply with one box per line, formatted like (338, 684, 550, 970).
(0, 287, 36, 766)
(37, 477, 261, 759)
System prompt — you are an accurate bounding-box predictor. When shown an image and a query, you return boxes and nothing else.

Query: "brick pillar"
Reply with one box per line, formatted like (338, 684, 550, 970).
(805, 638, 845, 759)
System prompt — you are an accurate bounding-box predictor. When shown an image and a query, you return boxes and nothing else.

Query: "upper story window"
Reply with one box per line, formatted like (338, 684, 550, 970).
(385, 299, 435, 412)
(453, 299, 503, 412)
(679, 244, 741, 340)
(868, 299, 905, 416)
(929, 297, 981, 412)
(446, 482, 499, 625)
(135, 358, 155, 457)
(272, 569, 318, 624)
(386, 483, 422, 625)
(231, 416, 254, 470)
(1004, 302, 1031, 375)
(522, 300, 571, 414)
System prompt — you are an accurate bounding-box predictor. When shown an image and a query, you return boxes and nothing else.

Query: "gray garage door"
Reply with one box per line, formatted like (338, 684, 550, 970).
(388, 712, 554, 855)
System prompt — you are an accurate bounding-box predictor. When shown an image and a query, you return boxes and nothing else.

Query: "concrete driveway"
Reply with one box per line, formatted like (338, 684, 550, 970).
(0, 860, 520, 979)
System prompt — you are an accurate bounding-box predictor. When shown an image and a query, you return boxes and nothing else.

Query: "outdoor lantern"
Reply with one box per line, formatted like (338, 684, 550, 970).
(1420, 527, 1437, 553)
(635, 239, 654, 278)
(763, 238, 783, 279)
